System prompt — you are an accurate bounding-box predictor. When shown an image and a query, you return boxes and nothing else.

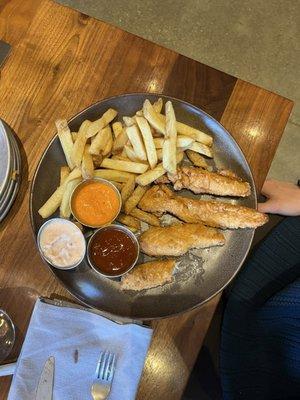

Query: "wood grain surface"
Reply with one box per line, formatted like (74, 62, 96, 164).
(0, 0, 293, 398)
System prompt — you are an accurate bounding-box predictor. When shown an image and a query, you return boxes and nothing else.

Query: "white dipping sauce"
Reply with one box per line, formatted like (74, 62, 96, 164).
(38, 219, 85, 268)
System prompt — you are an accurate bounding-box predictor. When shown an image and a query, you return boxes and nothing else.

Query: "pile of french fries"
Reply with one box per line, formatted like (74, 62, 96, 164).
(38, 98, 213, 232)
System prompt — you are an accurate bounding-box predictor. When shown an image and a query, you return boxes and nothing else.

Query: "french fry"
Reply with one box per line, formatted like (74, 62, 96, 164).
(55, 119, 75, 169)
(38, 167, 82, 218)
(89, 125, 112, 155)
(176, 151, 184, 164)
(60, 166, 70, 185)
(153, 98, 163, 113)
(112, 154, 131, 161)
(102, 128, 113, 156)
(163, 101, 177, 174)
(86, 108, 117, 138)
(100, 158, 148, 174)
(125, 125, 147, 161)
(60, 178, 81, 218)
(154, 136, 194, 149)
(136, 98, 163, 117)
(157, 113, 213, 146)
(136, 116, 157, 169)
(71, 132, 78, 142)
(82, 145, 94, 179)
(135, 163, 166, 186)
(94, 169, 134, 182)
(177, 136, 194, 149)
(123, 116, 135, 127)
(112, 121, 123, 138)
(130, 208, 160, 226)
(189, 141, 213, 158)
(112, 129, 128, 154)
(124, 185, 149, 214)
(71, 120, 91, 167)
(143, 99, 166, 135)
(186, 149, 209, 168)
(110, 181, 123, 191)
(117, 213, 141, 230)
(156, 148, 163, 161)
(92, 154, 103, 168)
(175, 121, 212, 146)
(121, 175, 135, 203)
(124, 144, 140, 162)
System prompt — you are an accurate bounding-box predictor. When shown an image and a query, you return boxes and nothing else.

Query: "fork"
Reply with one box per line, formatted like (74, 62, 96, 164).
(91, 351, 116, 400)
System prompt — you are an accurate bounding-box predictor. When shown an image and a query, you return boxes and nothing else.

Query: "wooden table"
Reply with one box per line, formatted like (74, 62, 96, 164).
(0, 0, 293, 398)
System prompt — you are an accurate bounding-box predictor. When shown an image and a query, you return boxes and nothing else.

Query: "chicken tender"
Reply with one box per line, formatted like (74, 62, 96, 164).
(140, 223, 225, 256)
(168, 166, 251, 197)
(121, 259, 175, 290)
(138, 185, 268, 229)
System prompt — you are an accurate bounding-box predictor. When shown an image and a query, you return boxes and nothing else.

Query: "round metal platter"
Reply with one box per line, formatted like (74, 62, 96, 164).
(0, 126, 21, 222)
(30, 93, 256, 320)
(0, 120, 12, 200)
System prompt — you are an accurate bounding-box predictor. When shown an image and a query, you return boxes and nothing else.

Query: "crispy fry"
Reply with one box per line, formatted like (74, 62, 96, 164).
(153, 98, 163, 113)
(102, 128, 113, 156)
(135, 163, 166, 186)
(130, 208, 160, 226)
(125, 125, 147, 161)
(143, 99, 166, 135)
(176, 151, 184, 164)
(112, 128, 128, 154)
(94, 169, 135, 182)
(81, 144, 94, 179)
(101, 158, 148, 174)
(163, 101, 177, 174)
(60, 166, 70, 185)
(89, 125, 112, 155)
(60, 178, 81, 218)
(124, 144, 140, 162)
(156, 114, 213, 146)
(186, 149, 209, 168)
(86, 108, 117, 138)
(71, 120, 91, 167)
(189, 141, 213, 158)
(112, 154, 131, 161)
(121, 176, 136, 203)
(156, 148, 163, 161)
(92, 154, 103, 168)
(177, 136, 194, 149)
(124, 185, 149, 214)
(55, 119, 75, 169)
(38, 167, 82, 218)
(110, 181, 123, 191)
(71, 132, 78, 142)
(136, 116, 157, 169)
(117, 213, 141, 230)
(123, 116, 135, 127)
(112, 121, 123, 138)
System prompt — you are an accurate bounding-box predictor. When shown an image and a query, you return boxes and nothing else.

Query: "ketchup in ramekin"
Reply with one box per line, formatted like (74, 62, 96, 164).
(87, 225, 139, 278)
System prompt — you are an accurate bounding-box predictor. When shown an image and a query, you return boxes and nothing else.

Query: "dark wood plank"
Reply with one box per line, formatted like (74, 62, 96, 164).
(0, 1, 293, 399)
(164, 54, 237, 121)
(220, 80, 293, 189)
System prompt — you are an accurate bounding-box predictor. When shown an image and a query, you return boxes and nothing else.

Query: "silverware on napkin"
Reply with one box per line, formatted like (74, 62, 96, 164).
(36, 356, 55, 400)
(91, 351, 116, 400)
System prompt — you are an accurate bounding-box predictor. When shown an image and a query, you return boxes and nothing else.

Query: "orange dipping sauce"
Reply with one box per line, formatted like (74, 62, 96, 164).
(71, 179, 121, 227)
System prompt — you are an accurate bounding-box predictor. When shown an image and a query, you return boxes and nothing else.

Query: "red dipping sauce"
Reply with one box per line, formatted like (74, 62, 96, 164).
(88, 225, 139, 277)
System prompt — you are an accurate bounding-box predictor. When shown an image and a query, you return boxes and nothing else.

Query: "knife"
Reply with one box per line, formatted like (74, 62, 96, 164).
(35, 356, 55, 400)
(0, 40, 11, 68)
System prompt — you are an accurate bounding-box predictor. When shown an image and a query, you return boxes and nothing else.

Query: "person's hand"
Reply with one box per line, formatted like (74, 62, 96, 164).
(258, 179, 300, 216)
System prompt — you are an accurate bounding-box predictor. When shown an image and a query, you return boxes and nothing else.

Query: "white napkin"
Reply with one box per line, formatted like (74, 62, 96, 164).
(8, 299, 152, 400)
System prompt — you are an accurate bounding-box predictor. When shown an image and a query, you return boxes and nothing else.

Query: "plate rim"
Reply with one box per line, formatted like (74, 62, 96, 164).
(29, 92, 257, 320)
